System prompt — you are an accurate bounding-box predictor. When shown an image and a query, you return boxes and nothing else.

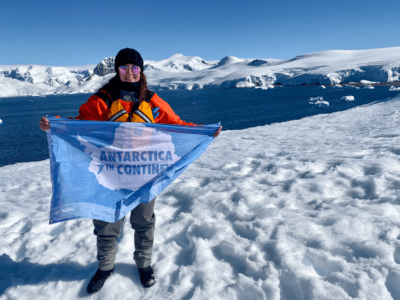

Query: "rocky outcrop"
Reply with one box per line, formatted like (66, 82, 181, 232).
(93, 57, 116, 76)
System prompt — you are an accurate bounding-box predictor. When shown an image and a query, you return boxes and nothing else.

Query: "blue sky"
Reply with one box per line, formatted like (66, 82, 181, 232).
(1, 0, 400, 66)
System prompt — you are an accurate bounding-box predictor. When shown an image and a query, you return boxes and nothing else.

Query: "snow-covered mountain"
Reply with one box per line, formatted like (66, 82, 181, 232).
(1, 47, 400, 97)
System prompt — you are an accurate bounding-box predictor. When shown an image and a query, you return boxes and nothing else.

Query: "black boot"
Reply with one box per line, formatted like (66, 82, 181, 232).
(87, 268, 114, 294)
(138, 266, 156, 288)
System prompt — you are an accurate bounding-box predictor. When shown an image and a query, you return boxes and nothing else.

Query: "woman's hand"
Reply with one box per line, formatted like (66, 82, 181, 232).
(213, 126, 222, 137)
(39, 117, 50, 131)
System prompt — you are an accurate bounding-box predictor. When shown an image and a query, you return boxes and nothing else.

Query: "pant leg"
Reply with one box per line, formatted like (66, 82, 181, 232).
(93, 218, 124, 271)
(130, 198, 156, 269)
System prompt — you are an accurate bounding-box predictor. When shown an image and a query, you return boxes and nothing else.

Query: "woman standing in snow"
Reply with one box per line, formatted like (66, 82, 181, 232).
(40, 48, 221, 294)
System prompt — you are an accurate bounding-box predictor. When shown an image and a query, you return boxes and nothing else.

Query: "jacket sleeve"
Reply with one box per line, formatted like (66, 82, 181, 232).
(149, 93, 197, 126)
(76, 94, 109, 121)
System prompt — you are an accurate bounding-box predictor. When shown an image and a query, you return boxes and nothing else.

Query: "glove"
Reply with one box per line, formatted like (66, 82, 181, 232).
(152, 107, 160, 119)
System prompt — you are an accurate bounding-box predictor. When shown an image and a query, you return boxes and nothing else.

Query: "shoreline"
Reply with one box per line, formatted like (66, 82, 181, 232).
(1, 82, 399, 98)
(274, 81, 400, 87)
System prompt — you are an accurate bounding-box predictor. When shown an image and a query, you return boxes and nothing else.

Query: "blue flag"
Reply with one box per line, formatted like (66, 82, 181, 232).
(46, 117, 219, 224)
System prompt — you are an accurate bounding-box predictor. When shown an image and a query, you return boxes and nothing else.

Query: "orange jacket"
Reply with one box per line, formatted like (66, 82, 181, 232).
(76, 92, 196, 126)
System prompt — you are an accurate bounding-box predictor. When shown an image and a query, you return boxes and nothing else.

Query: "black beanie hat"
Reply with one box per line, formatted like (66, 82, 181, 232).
(114, 48, 144, 73)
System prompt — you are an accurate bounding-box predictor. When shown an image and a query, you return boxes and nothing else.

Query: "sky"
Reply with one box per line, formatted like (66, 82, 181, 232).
(1, 0, 400, 66)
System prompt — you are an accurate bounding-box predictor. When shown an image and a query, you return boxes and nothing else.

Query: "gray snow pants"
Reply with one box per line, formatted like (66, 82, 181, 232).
(93, 199, 156, 271)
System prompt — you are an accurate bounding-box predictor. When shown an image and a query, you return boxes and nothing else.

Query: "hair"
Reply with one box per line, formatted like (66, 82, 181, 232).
(138, 71, 150, 104)
(99, 71, 150, 104)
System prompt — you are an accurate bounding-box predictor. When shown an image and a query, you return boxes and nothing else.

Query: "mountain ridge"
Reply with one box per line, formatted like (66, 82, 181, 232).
(1, 47, 400, 97)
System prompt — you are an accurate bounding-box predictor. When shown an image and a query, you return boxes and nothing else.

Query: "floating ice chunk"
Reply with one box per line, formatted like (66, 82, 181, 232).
(345, 85, 360, 89)
(333, 84, 343, 88)
(0, 119, 2, 123)
(341, 96, 355, 101)
(363, 85, 375, 89)
(309, 97, 329, 107)
(314, 100, 329, 107)
(316, 85, 326, 89)
(390, 86, 400, 91)
(309, 97, 324, 104)
(309, 96, 324, 102)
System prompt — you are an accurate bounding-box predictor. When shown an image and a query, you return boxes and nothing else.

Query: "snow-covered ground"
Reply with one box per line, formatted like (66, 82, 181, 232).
(2, 93, 400, 299)
(1, 47, 400, 97)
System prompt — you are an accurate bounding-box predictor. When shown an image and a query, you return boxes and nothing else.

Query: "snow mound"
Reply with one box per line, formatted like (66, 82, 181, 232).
(215, 56, 245, 67)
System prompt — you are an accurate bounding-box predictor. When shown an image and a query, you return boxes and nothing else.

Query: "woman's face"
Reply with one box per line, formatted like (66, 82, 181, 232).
(118, 64, 141, 83)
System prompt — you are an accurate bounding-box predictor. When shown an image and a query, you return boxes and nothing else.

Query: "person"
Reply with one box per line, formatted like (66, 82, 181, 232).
(40, 48, 222, 293)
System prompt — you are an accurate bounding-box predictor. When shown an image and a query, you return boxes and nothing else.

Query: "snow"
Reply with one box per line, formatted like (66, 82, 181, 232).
(3, 94, 400, 299)
(340, 96, 355, 101)
(215, 56, 246, 67)
(2, 46, 400, 97)
(360, 80, 378, 85)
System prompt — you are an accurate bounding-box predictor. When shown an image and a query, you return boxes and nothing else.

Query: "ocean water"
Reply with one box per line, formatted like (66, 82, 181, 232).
(0, 86, 396, 167)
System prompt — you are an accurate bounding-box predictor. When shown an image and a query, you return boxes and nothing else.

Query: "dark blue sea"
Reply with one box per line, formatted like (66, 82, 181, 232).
(0, 86, 397, 167)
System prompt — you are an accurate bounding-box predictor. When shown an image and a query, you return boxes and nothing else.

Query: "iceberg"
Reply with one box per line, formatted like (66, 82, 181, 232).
(341, 96, 355, 101)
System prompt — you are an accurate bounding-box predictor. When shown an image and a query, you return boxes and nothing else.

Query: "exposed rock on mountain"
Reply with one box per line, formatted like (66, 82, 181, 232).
(93, 57, 116, 76)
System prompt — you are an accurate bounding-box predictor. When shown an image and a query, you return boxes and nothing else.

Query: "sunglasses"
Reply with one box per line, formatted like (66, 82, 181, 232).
(119, 65, 141, 75)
